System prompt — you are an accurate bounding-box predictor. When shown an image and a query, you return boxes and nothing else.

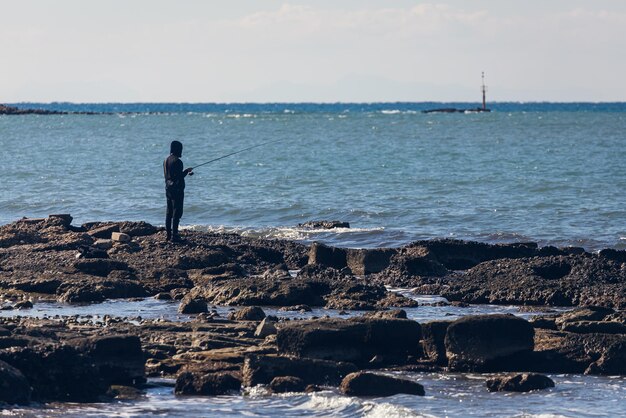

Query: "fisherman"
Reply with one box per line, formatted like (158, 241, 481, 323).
(164, 140, 193, 242)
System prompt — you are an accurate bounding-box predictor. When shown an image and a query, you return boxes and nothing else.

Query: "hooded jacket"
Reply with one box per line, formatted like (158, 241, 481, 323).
(164, 141, 186, 194)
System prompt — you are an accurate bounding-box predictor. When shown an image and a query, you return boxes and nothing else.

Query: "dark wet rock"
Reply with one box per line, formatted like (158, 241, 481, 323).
(445, 314, 534, 371)
(555, 306, 614, 325)
(416, 255, 626, 308)
(74, 258, 129, 276)
(346, 248, 397, 275)
(376, 292, 419, 309)
(178, 296, 208, 314)
(529, 316, 558, 330)
(421, 320, 453, 365)
(106, 385, 144, 400)
(308, 242, 348, 270)
(154, 292, 173, 300)
(411, 239, 539, 270)
(269, 376, 306, 393)
(365, 309, 408, 319)
(586, 340, 626, 375)
(175, 371, 241, 395)
(0, 359, 31, 404)
(0, 104, 70, 115)
(242, 354, 357, 387)
(69, 335, 146, 386)
(486, 373, 555, 392)
(280, 304, 312, 312)
(339, 372, 425, 397)
(14, 300, 33, 310)
(560, 321, 626, 334)
(10, 277, 62, 294)
(298, 221, 350, 229)
(117, 221, 158, 237)
(529, 329, 626, 374)
(598, 248, 626, 263)
(173, 250, 229, 270)
(254, 318, 277, 338)
(86, 223, 120, 239)
(277, 317, 421, 366)
(228, 306, 266, 321)
(57, 279, 147, 303)
(373, 246, 448, 287)
(0, 345, 105, 402)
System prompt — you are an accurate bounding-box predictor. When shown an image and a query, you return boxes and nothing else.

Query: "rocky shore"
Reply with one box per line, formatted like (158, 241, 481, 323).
(0, 104, 100, 115)
(0, 215, 624, 405)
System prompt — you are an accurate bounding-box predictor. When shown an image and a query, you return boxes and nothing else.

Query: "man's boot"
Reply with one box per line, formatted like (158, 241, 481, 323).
(165, 215, 172, 242)
(171, 218, 181, 242)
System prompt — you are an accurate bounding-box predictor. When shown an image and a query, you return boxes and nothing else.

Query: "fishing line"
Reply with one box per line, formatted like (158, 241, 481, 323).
(190, 138, 284, 170)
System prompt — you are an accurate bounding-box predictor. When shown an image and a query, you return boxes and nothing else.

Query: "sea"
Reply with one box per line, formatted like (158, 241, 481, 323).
(1, 102, 626, 417)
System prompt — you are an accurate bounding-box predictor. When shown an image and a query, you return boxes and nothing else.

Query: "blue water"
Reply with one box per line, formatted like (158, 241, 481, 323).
(2, 102, 626, 251)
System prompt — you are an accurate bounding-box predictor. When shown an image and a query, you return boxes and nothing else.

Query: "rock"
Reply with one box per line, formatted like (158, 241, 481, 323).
(47, 214, 73, 228)
(117, 221, 157, 237)
(106, 385, 143, 400)
(527, 329, 626, 374)
(421, 320, 453, 365)
(486, 373, 555, 392)
(0, 345, 105, 402)
(280, 304, 312, 312)
(175, 371, 241, 395)
(57, 279, 147, 303)
(428, 255, 626, 308)
(242, 354, 357, 387)
(555, 307, 614, 326)
(0, 360, 31, 404)
(228, 306, 266, 321)
(269, 376, 306, 393)
(586, 340, 626, 375)
(111, 232, 131, 243)
(346, 248, 396, 275)
(69, 335, 146, 386)
(154, 292, 173, 300)
(445, 314, 534, 371)
(73, 259, 129, 277)
(412, 239, 539, 270)
(308, 242, 348, 270)
(365, 309, 408, 319)
(93, 239, 113, 250)
(560, 321, 626, 334)
(277, 317, 421, 366)
(298, 221, 350, 229)
(87, 224, 120, 239)
(14, 300, 33, 310)
(339, 372, 425, 397)
(178, 297, 208, 314)
(255, 318, 277, 338)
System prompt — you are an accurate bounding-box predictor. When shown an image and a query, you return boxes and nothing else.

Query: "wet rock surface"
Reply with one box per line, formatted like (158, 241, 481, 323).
(0, 216, 624, 407)
(339, 371, 425, 397)
(486, 373, 555, 392)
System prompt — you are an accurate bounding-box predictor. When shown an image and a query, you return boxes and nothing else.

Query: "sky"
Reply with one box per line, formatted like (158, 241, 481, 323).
(1, 0, 626, 102)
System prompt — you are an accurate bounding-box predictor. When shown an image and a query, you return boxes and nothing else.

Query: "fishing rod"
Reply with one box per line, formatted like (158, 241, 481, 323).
(190, 138, 284, 170)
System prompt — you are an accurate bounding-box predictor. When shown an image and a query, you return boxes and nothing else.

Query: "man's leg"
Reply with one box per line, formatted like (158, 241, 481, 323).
(166, 196, 173, 241)
(171, 193, 184, 242)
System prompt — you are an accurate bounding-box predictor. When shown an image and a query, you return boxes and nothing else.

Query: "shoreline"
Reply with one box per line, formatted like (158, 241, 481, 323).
(0, 214, 623, 407)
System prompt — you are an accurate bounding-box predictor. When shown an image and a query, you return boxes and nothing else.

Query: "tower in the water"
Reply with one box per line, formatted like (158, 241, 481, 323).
(481, 72, 487, 111)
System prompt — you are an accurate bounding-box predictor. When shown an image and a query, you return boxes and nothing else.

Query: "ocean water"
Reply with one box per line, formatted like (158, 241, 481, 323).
(2, 102, 626, 250)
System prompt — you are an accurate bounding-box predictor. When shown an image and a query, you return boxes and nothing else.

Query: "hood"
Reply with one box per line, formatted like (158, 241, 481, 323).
(170, 140, 183, 157)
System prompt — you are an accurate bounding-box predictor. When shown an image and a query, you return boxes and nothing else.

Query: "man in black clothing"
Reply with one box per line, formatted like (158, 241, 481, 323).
(164, 140, 193, 242)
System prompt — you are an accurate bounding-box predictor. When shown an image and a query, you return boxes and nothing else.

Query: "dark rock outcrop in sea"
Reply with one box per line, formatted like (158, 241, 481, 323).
(486, 373, 555, 392)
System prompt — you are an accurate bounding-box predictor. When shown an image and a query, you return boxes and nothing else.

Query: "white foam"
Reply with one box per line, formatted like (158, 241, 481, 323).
(363, 402, 431, 418)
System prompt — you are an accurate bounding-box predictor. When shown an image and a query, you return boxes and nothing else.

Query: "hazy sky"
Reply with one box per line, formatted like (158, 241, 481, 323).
(2, 0, 626, 102)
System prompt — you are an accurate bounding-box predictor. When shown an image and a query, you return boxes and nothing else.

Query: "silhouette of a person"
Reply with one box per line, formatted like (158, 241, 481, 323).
(163, 140, 193, 242)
